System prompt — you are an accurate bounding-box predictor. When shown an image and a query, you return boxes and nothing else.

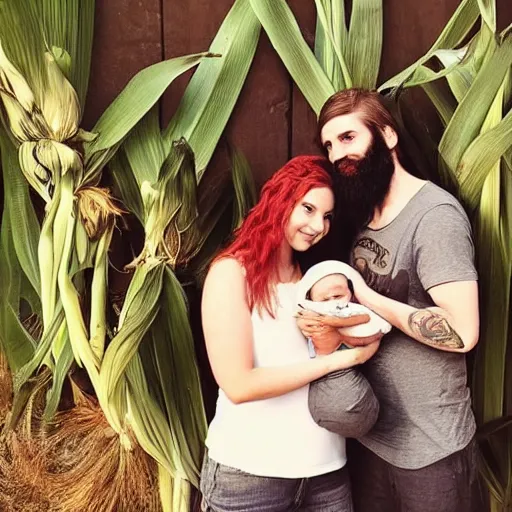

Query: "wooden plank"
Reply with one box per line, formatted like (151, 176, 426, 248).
(82, 0, 162, 129)
(161, 0, 291, 188)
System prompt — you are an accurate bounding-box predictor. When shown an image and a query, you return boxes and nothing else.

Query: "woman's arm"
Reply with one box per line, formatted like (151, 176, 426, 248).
(202, 258, 378, 404)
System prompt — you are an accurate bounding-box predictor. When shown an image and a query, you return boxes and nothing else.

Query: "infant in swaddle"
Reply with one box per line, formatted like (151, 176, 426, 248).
(296, 260, 386, 438)
(297, 260, 392, 357)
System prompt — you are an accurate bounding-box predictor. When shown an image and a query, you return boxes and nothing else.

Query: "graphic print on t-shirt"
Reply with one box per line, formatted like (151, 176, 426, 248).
(352, 236, 410, 304)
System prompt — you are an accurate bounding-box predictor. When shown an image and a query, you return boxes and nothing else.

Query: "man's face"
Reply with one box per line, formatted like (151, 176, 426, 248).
(319, 112, 395, 232)
(320, 112, 374, 165)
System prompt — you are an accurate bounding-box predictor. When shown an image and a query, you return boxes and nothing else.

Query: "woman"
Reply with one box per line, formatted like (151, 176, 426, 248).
(200, 156, 379, 512)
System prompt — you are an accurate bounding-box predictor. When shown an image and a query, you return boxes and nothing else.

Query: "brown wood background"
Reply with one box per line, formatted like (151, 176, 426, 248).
(82, 0, 512, 418)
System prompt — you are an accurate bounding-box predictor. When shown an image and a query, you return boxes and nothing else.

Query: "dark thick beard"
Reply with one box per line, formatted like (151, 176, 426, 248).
(332, 128, 395, 234)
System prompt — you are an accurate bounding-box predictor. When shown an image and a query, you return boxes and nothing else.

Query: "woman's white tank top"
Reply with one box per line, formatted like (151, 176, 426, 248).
(205, 282, 346, 478)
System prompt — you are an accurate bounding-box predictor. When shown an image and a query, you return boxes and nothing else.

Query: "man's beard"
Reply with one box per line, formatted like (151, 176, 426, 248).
(332, 129, 395, 234)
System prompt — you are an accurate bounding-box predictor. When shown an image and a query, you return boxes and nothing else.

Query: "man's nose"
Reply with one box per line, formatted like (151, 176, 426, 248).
(329, 142, 346, 163)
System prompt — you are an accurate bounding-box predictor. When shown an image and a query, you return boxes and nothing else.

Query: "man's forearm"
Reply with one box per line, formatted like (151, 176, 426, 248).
(361, 289, 466, 352)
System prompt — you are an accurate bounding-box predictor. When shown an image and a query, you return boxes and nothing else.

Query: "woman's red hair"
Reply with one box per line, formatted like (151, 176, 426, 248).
(217, 155, 333, 316)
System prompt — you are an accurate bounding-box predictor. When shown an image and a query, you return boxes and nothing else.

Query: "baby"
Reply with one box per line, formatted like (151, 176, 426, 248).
(297, 260, 392, 358)
(295, 260, 390, 438)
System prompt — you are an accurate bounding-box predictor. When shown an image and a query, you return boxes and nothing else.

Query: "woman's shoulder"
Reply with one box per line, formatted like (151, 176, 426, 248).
(208, 255, 247, 279)
(204, 256, 248, 297)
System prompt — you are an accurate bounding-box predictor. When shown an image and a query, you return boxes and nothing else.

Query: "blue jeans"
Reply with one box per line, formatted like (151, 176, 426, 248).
(200, 455, 353, 512)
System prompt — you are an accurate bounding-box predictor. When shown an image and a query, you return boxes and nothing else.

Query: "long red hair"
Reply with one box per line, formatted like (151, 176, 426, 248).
(217, 155, 333, 316)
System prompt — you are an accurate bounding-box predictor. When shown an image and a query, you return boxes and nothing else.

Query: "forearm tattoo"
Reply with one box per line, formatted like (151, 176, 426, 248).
(407, 310, 464, 349)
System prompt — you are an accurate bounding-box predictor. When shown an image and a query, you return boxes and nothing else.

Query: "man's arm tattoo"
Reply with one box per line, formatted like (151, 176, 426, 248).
(407, 310, 464, 349)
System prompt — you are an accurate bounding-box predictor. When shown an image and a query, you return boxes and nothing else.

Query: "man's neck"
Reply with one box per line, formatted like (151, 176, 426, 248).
(369, 163, 427, 230)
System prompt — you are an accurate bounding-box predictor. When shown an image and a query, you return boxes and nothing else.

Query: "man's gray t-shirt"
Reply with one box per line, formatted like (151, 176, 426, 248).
(350, 182, 478, 469)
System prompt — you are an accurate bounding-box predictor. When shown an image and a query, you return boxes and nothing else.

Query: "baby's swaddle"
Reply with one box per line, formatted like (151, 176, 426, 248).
(296, 260, 392, 338)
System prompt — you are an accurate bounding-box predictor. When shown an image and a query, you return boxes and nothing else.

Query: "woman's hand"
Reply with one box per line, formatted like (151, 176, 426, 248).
(325, 340, 381, 371)
(296, 310, 376, 354)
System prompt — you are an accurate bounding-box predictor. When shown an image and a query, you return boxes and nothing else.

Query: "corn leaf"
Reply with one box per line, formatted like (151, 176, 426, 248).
(477, 0, 496, 33)
(13, 308, 64, 393)
(124, 107, 165, 188)
(314, 0, 348, 89)
(164, 0, 261, 176)
(125, 355, 179, 475)
(0, 131, 40, 295)
(43, 335, 73, 421)
(82, 53, 213, 185)
(249, 0, 335, 115)
(421, 82, 457, 127)
(0, 0, 47, 97)
(100, 262, 164, 399)
(379, 0, 479, 92)
(37, 0, 95, 108)
(439, 35, 512, 177)
(346, 0, 383, 89)
(314, 0, 351, 89)
(141, 268, 207, 486)
(110, 150, 144, 224)
(458, 108, 512, 209)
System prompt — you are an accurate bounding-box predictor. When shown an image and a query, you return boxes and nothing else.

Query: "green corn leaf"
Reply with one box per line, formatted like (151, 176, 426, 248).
(82, 52, 214, 185)
(164, 0, 261, 177)
(43, 334, 73, 422)
(314, 0, 351, 89)
(125, 355, 180, 475)
(314, 0, 347, 89)
(379, 0, 479, 92)
(439, 34, 512, 178)
(165, 140, 197, 234)
(37, 0, 95, 108)
(458, 108, 512, 210)
(140, 268, 207, 487)
(180, 174, 233, 275)
(110, 150, 144, 224)
(0, 0, 48, 98)
(13, 307, 65, 393)
(346, 0, 383, 89)
(249, 0, 335, 115)
(421, 82, 457, 127)
(100, 261, 164, 399)
(0, 131, 40, 295)
(477, 0, 496, 33)
(473, 166, 511, 424)
(123, 107, 166, 188)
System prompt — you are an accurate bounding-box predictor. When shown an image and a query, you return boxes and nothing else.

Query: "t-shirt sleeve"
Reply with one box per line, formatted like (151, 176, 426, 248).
(413, 203, 478, 291)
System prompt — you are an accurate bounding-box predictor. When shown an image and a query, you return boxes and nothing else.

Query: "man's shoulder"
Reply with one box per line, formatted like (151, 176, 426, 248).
(416, 182, 464, 208)
(409, 182, 469, 221)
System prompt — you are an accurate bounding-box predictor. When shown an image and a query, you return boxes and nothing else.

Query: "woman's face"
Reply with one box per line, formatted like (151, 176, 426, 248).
(284, 186, 334, 252)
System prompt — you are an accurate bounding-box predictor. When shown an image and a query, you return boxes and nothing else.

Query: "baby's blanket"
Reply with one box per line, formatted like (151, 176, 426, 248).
(297, 260, 392, 338)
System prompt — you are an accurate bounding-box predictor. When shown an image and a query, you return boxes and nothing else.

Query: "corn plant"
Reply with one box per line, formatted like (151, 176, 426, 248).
(247, 0, 511, 509)
(0, 0, 259, 510)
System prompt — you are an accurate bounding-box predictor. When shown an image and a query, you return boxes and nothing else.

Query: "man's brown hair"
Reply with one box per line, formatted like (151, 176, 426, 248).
(318, 88, 399, 140)
(318, 88, 407, 167)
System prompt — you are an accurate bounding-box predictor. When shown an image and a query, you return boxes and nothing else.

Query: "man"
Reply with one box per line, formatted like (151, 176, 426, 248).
(301, 88, 481, 512)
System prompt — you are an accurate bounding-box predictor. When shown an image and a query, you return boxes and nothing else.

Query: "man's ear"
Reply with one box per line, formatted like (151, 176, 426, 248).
(382, 125, 398, 151)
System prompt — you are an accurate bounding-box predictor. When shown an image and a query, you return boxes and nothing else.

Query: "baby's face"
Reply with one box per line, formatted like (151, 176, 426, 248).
(309, 274, 352, 302)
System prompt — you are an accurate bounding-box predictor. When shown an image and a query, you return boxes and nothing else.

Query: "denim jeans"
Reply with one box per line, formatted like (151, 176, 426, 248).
(200, 455, 353, 512)
(348, 438, 484, 512)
